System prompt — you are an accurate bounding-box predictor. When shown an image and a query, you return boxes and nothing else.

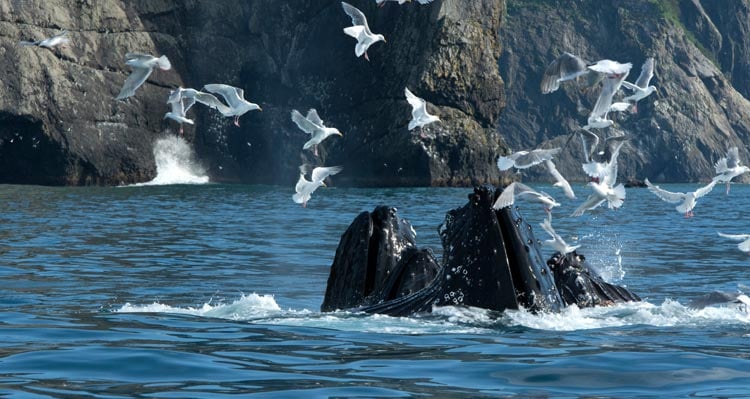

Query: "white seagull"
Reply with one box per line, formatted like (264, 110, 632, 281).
(583, 60, 632, 131)
(540, 52, 589, 94)
(544, 159, 575, 199)
(202, 84, 262, 127)
(540, 213, 580, 255)
(644, 178, 716, 218)
(621, 57, 656, 113)
(293, 165, 344, 207)
(493, 181, 560, 212)
(717, 232, 750, 254)
(291, 109, 343, 157)
(572, 140, 626, 217)
(115, 53, 172, 100)
(405, 87, 440, 131)
(19, 30, 70, 49)
(164, 89, 194, 135)
(342, 2, 386, 61)
(376, 0, 433, 5)
(712, 146, 750, 194)
(497, 148, 561, 171)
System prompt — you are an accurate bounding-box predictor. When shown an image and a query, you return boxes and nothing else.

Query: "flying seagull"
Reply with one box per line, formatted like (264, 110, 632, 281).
(621, 57, 656, 113)
(540, 213, 580, 255)
(164, 89, 194, 135)
(376, 0, 434, 5)
(342, 2, 386, 61)
(572, 140, 627, 217)
(293, 165, 344, 207)
(544, 159, 575, 199)
(497, 148, 561, 171)
(712, 146, 750, 195)
(717, 232, 750, 254)
(115, 53, 172, 100)
(644, 178, 716, 218)
(405, 87, 440, 131)
(291, 109, 343, 156)
(493, 181, 560, 212)
(202, 84, 262, 127)
(19, 30, 70, 49)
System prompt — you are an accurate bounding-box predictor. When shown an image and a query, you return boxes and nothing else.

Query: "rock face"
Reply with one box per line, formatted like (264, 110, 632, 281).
(499, 0, 750, 184)
(3, 0, 750, 186)
(0, 0, 506, 186)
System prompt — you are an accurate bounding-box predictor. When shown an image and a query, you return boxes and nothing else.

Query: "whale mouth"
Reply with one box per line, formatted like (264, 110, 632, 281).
(321, 186, 640, 316)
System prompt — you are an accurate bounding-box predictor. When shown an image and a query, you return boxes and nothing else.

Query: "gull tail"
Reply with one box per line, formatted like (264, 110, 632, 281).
(157, 55, 172, 70)
(608, 183, 626, 209)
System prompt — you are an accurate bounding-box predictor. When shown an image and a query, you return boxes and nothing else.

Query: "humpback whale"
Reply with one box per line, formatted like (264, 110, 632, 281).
(321, 186, 639, 316)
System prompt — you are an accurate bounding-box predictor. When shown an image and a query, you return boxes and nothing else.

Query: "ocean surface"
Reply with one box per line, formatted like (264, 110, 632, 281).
(2, 139, 750, 398)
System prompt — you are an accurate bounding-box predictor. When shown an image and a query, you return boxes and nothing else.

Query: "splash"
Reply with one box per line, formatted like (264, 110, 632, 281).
(136, 136, 209, 186)
(117, 295, 750, 335)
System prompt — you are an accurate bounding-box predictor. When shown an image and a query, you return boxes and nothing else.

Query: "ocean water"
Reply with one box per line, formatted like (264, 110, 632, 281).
(2, 145, 750, 397)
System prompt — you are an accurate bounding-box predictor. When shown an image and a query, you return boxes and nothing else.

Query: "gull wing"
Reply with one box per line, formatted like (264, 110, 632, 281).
(540, 52, 587, 94)
(203, 84, 243, 109)
(193, 91, 231, 115)
(341, 2, 371, 32)
(545, 159, 575, 199)
(645, 178, 685, 203)
(571, 193, 605, 217)
(124, 52, 155, 62)
(635, 57, 655, 88)
(726, 147, 740, 169)
(514, 148, 561, 169)
(493, 182, 518, 210)
(620, 80, 639, 92)
(405, 87, 428, 119)
(291, 110, 318, 134)
(115, 66, 153, 100)
(590, 71, 629, 119)
(311, 166, 344, 183)
(694, 180, 717, 198)
(294, 174, 309, 194)
(306, 109, 325, 127)
(601, 140, 626, 187)
(717, 232, 750, 241)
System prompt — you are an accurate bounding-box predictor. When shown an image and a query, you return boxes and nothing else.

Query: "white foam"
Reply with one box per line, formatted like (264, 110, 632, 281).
(117, 295, 750, 334)
(134, 136, 209, 186)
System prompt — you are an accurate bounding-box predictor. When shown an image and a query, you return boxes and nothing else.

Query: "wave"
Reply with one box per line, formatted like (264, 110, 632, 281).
(117, 294, 750, 335)
(133, 136, 209, 186)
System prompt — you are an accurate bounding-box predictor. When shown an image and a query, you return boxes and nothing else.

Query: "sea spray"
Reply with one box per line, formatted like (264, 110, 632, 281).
(138, 136, 209, 185)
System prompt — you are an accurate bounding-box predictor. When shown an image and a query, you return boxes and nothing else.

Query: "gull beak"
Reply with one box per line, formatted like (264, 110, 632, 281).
(337, 132, 344, 137)
(321, 182, 327, 187)
(259, 106, 263, 112)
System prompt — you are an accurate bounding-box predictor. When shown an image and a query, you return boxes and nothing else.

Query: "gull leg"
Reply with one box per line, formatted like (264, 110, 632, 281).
(726, 182, 731, 195)
(179, 126, 184, 136)
(302, 201, 307, 208)
(364, 52, 370, 62)
(313, 145, 319, 157)
(234, 116, 241, 127)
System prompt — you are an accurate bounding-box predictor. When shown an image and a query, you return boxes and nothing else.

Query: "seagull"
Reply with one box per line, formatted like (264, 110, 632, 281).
(717, 232, 750, 253)
(115, 53, 172, 100)
(19, 30, 70, 49)
(540, 213, 580, 255)
(572, 140, 627, 217)
(688, 291, 750, 310)
(342, 2, 386, 61)
(405, 87, 440, 132)
(582, 137, 627, 181)
(540, 52, 589, 94)
(376, 0, 433, 5)
(497, 147, 561, 171)
(172, 87, 231, 114)
(712, 147, 750, 194)
(644, 178, 716, 218)
(164, 89, 194, 135)
(293, 165, 344, 207)
(583, 60, 632, 131)
(544, 159, 575, 199)
(202, 84, 262, 127)
(493, 181, 560, 212)
(291, 109, 343, 157)
(621, 57, 656, 113)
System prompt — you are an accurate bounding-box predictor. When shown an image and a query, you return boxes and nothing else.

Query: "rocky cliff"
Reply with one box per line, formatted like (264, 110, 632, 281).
(499, 0, 750, 183)
(0, 0, 506, 186)
(2, 0, 749, 187)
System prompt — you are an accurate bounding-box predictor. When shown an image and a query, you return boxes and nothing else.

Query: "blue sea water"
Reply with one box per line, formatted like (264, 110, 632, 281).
(2, 154, 750, 397)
